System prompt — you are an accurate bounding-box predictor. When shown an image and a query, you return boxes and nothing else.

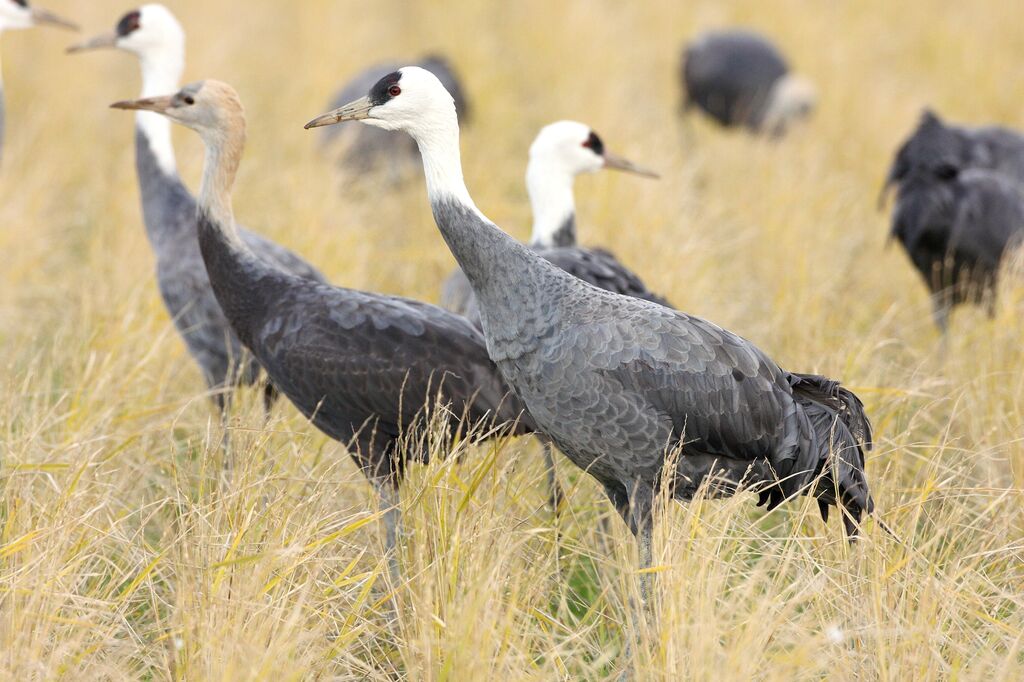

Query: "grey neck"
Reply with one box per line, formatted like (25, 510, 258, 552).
(413, 114, 540, 309)
(135, 126, 194, 247)
(132, 49, 188, 246)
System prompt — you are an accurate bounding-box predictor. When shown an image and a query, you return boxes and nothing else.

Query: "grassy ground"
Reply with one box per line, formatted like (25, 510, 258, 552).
(2, 0, 1022, 679)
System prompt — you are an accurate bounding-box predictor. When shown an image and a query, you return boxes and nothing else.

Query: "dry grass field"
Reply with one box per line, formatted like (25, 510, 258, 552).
(2, 0, 1023, 679)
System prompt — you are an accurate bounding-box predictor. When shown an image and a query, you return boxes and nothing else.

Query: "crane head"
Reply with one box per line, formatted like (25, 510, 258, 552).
(67, 4, 182, 57)
(304, 66, 458, 141)
(530, 120, 659, 179)
(110, 80, 243, 139)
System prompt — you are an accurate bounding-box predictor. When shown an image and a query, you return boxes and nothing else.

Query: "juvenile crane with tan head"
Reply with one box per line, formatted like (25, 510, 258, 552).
(440, 120, 669, 326)
(112, 80, 538, 580)
(307, 67, 875, 617)
(0, 0, 77, 163)
(70, 5, 325, 413)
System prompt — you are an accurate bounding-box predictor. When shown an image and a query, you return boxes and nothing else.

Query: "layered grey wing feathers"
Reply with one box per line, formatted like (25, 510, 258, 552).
(255, 283, 531, 445)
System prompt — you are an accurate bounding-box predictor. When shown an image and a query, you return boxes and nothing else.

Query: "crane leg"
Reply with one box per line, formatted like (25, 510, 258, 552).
(629, 483, 655, 606)
(213, 387, 233, 462)
(931, 294, 951, 335)
(376, 482, 403, 586)
(540, 437, 565, 516)
(262, 381, 279, 416)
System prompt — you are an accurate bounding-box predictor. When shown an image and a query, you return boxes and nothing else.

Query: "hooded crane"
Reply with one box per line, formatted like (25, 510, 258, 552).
(317, 55, 469, 182)
(306, 67, 875, 605)
(881, 110, 1024, 331)
(69, 5, 326, 412)
(881, 109, 1024, 205)
(0, 0, 76, 164)
(112, 80, 536, 579)
(889, 167, 1024, 332)
(440, 120, 669, 326)
(681, 29, 815, 137)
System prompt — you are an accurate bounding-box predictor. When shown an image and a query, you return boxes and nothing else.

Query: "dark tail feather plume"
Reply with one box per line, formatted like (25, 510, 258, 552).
(787, 373, 875, 538)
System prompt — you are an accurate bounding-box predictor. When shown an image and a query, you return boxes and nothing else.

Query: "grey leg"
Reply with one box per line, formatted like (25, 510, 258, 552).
(376, 482, 402, 585)
(931, 293, 951, 335)
(629, 484, 655, 606)
(540, 437, 565, 515)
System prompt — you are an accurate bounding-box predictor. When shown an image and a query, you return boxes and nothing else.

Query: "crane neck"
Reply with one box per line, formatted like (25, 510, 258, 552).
(135, 47, 183, 177)
(196, 121, 246, 251)
(417, 118, 556, 336)
(526, 158, 578, 248)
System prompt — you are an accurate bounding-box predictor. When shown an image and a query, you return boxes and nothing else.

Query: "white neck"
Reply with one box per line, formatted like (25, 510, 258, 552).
(415, 118, 479, 213)
(526, 158, 576, 247)
(136, 46, 183, 176)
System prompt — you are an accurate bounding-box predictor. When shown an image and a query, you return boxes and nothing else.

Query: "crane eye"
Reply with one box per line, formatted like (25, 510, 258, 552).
(183, 95, 195, 105)
(388, 85, 402, 97)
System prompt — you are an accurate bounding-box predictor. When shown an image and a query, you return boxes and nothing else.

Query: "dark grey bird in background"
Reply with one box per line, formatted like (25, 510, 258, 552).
(114, 81, 536, 580)
(881, 110, 1024, 331)
(879, 109, 1024, 207)
(890, 166, 1024, 332)
(0, 0, 77, 164)
(441, 120, 668, 326)
(308, 68, 875, 613)
(69, 5, 325, 412)
(318, 54, 469, 182)
(681, 29, 815, 137)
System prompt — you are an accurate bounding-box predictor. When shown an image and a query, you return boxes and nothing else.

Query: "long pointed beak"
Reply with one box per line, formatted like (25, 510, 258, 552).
(304, 95, 373, 129)
(876, 178, 896, 211)
(603, 151, 659, 179)
(66, 30, 118, 54)
(31, 7, 79, 31)
(110, 95, 174, 114)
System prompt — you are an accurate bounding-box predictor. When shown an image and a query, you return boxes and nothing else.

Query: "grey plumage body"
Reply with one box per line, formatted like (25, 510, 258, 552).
(134, 128, 326, 408)
(197, 211, 534, 483)
(441, 216, 671, 327)
(433, 198, 873, 536)
(319, 56, 470, 177)
(681, 30, 790, 132)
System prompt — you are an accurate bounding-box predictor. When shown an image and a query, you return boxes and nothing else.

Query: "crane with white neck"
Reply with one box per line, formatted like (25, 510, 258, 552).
(68, 5, 326, 413)
(441, 120, 669, 325)
(0, 0, 77, 164)
(306, 67, 876, 612)
(112, 80, 539, 580)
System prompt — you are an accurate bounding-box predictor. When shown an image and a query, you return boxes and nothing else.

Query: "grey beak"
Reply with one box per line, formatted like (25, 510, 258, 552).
(876, 177, 897, 211)
(67, 30, 118, 54)
(31, 6, 79, 31)
(304, 95, 373, 129)
(110, 94, 175, 113)
(603, 151, 660, 179)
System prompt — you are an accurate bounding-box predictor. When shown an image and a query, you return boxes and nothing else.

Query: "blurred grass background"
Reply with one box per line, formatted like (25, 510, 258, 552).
(1, 0, 1022, 679)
